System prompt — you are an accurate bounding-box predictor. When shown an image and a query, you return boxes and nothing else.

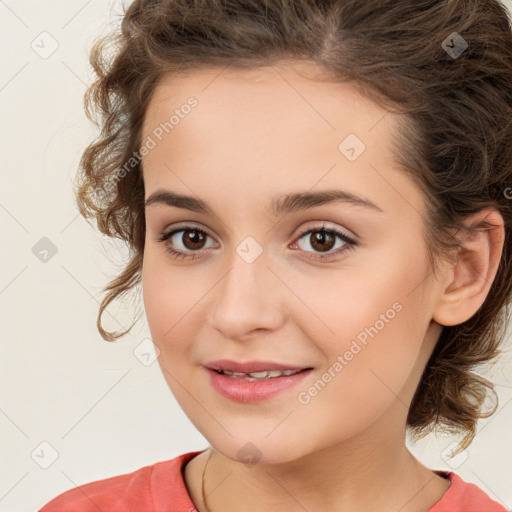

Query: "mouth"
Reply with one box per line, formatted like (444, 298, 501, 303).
(205, 358, 313, 374)
(205, 364, 314, 403)
(210, 368, 311, 381)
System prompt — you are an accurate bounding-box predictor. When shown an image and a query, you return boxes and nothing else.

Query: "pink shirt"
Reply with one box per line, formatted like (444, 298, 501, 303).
(38, 450, 509, 511)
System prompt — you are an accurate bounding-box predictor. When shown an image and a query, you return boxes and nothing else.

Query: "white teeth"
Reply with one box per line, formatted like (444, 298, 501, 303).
(248, 371, 270, 378)
(282, 369, 300, 376)
(218, 368, 304, 380)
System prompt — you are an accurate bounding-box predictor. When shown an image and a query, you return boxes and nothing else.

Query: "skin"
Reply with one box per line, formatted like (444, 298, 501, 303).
(140, 61, 504, 512)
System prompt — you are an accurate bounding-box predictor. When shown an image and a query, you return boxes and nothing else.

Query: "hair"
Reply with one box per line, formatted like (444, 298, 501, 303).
(75, 0, 512, 453)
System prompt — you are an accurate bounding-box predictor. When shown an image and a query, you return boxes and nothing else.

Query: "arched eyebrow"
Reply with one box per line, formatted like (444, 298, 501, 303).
(144, 188, 383, 216)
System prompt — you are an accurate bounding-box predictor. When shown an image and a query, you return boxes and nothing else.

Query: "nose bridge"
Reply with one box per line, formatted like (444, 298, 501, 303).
(208, 239, 283, 337)
(220, 227, 270, 283)
(220, 238, 273, 304)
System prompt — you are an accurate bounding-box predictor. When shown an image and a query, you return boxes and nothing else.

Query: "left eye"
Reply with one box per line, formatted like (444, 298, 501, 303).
(156, 224, 357, 261)
(292, 226, 356, 260)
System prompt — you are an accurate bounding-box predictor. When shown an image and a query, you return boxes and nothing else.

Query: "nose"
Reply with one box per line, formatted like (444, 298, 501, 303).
(207, 252, 285, 341)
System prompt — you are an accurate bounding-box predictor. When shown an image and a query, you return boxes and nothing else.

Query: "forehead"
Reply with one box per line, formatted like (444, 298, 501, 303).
(141, 61, 395, 178)
(142, 61, 386, 142)
(140, 61, 425, 220)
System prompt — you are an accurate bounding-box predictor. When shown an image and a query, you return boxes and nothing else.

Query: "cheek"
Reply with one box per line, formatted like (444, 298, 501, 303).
(293, 239, 428, 346)
(142, 257, 203, 406)
(141, 251, 199, 353)
(293, 243, 430, 409)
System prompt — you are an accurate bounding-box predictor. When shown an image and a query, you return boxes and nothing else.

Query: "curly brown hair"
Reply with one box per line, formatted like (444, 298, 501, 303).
(74, 0, 512, 454)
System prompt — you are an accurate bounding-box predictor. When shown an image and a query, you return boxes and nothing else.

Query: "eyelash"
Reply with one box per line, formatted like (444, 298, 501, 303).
(155, 223, 357, 262)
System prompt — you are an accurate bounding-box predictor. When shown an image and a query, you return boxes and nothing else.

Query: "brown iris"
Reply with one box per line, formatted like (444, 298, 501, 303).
(182, 230, 207, 250)
(309, 229, 336, 252)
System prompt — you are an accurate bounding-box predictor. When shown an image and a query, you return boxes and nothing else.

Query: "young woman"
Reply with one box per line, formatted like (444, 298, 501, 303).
(40, 0, 512, 510)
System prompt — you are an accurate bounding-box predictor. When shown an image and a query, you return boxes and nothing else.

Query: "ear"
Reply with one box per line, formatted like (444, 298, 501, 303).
(432, 208, 505, 327)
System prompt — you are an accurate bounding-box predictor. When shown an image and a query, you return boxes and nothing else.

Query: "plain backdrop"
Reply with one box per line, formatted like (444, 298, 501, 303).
(1, 1, 511, 511)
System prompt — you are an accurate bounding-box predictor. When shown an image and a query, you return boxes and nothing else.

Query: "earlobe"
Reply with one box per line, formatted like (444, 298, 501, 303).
(432, 209, 505, 327)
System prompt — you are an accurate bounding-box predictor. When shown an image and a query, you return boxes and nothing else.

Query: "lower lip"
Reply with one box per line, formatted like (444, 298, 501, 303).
(206, 367, 313, 403)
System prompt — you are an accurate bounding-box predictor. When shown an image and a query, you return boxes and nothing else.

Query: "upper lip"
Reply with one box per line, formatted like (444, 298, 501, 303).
(205, 359, 312, 373)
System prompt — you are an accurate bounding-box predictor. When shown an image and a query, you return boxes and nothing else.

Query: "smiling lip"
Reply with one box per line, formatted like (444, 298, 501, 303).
(206, 367, 313, 403)
(205, 359, 311, 373)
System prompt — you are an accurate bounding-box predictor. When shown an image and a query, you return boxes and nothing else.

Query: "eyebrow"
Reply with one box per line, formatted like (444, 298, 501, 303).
(144, 188, 383, 217)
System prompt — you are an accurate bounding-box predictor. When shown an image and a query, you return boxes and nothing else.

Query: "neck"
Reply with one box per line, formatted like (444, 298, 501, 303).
(197, 414, 448, 512)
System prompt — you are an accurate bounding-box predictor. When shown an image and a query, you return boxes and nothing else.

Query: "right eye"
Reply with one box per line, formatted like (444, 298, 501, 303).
(156, 225, 218, 260)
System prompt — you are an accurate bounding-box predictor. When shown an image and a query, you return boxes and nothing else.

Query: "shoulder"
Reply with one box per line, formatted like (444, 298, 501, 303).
(429, 471, 510, 512)
(38, 450, 204, 512)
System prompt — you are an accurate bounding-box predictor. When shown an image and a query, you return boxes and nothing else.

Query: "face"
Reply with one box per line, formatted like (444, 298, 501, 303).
(141, 61, 444, 464)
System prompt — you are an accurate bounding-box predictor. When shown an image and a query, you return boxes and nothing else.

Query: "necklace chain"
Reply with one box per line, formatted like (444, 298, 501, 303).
(200, 448, 213, 512)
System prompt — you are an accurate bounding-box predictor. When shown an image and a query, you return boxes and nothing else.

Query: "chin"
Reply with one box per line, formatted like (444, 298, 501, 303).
(206, 434, 314, 467)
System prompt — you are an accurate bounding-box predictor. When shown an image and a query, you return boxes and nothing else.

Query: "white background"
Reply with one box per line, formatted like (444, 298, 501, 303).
(1, 1, 511, 511)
